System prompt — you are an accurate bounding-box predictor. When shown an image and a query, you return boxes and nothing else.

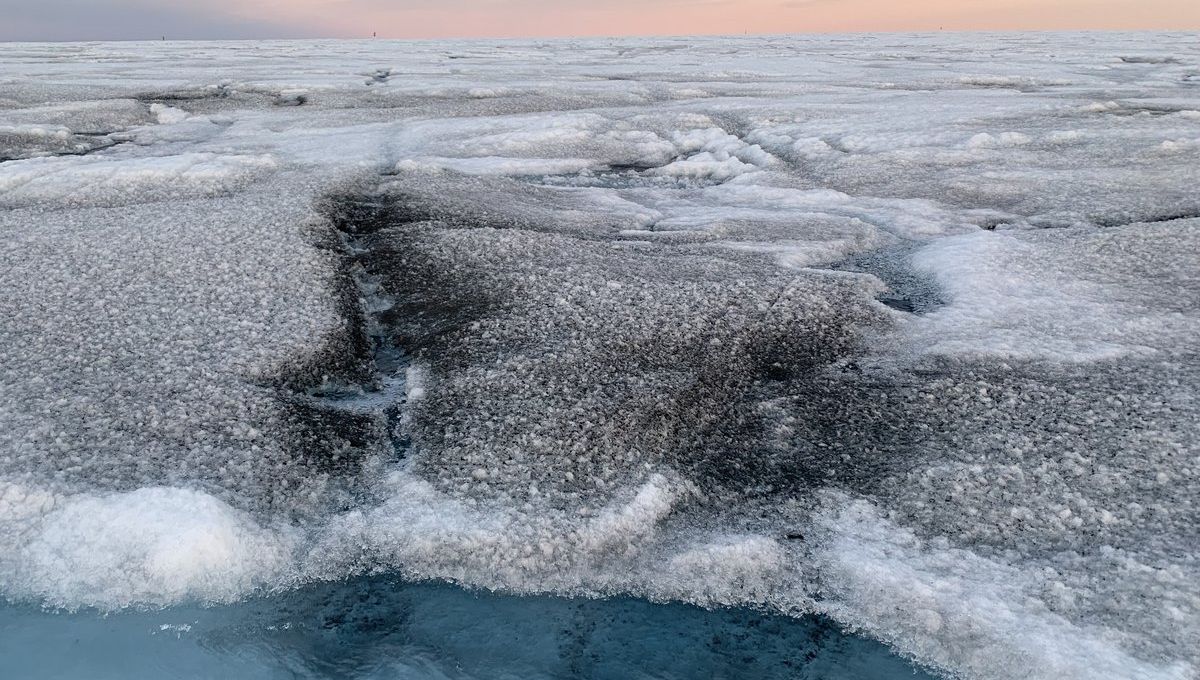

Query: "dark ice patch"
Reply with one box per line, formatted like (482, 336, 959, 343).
(0, 130, 121, 162)
(364, 68, 393, 86)
(828, 245, 944, 315)
(1094, 209, 1200, 228)
(1118, 55, 1181, 65)
(322, 174, 891, 510)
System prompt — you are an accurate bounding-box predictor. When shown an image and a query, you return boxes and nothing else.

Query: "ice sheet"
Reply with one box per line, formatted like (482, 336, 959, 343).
(1, 33, 1197, 680)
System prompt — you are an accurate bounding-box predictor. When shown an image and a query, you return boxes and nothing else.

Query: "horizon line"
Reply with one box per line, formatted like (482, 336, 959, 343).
(3, 27, 1198, 44)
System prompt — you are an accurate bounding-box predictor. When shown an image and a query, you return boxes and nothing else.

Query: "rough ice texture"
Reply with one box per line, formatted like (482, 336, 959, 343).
(1, 33, 1198, 680)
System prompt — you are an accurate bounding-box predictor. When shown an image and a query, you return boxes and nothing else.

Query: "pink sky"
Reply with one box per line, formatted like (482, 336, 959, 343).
(4, 0, 1200, 41)
(260, 0, 1200, 38)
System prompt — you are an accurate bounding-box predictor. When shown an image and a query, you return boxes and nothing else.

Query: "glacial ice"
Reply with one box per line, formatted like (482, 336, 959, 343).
(0, 32, 1197, 680)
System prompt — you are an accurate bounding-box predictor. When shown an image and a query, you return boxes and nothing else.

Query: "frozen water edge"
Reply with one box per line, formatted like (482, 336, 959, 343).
(0, 577, 937, 680)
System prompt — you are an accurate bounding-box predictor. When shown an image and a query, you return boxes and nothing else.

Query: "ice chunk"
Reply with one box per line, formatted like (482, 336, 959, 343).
(1, 485, 297, 609)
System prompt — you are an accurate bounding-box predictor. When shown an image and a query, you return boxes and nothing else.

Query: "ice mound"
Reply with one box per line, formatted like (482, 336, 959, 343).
(1, 33, 1198, 680)
(0, 152, 278, 208)
(0, 484, 297, 609)
(815, 498, 1192, 680)
(905, 222, 1200, 361)
(0, 99, 152, 134)
(0, 123, 115, 161)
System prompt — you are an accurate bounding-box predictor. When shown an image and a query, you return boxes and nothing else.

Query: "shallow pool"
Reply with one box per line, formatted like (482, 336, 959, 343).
(1, 577, 936, 679)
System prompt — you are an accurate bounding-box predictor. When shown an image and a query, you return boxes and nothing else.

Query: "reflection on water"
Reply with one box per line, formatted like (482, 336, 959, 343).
(1, 577, 937, 679)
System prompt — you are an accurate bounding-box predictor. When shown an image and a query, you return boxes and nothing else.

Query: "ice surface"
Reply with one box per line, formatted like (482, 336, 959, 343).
(904, 222, 1200, 361)
(1, 33, 1198, 680)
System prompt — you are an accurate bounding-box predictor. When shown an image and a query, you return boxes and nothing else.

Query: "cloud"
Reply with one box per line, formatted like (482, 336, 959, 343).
(778, 0, 840, 8)
(0, 0, 737, 40)
(0, 0, 316, 41)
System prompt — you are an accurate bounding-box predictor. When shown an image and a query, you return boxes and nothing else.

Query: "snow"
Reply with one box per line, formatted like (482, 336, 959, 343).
(1, 484, 298, 609)
(0, 152, 279, 207)
(814, 497, 1194, 680)
(904, 223, 1200, 361)
(0, 32, 1198, 680)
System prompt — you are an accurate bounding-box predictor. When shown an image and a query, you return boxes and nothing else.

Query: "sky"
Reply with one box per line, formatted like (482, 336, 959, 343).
(1, 0, 1199, 41)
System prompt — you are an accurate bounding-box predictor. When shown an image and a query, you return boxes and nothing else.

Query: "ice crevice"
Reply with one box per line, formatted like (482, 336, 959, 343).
(295, 188, 418, 463)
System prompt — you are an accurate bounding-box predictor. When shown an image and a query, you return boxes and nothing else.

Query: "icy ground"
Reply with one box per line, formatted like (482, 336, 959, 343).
(0, 33, 1198, 680)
